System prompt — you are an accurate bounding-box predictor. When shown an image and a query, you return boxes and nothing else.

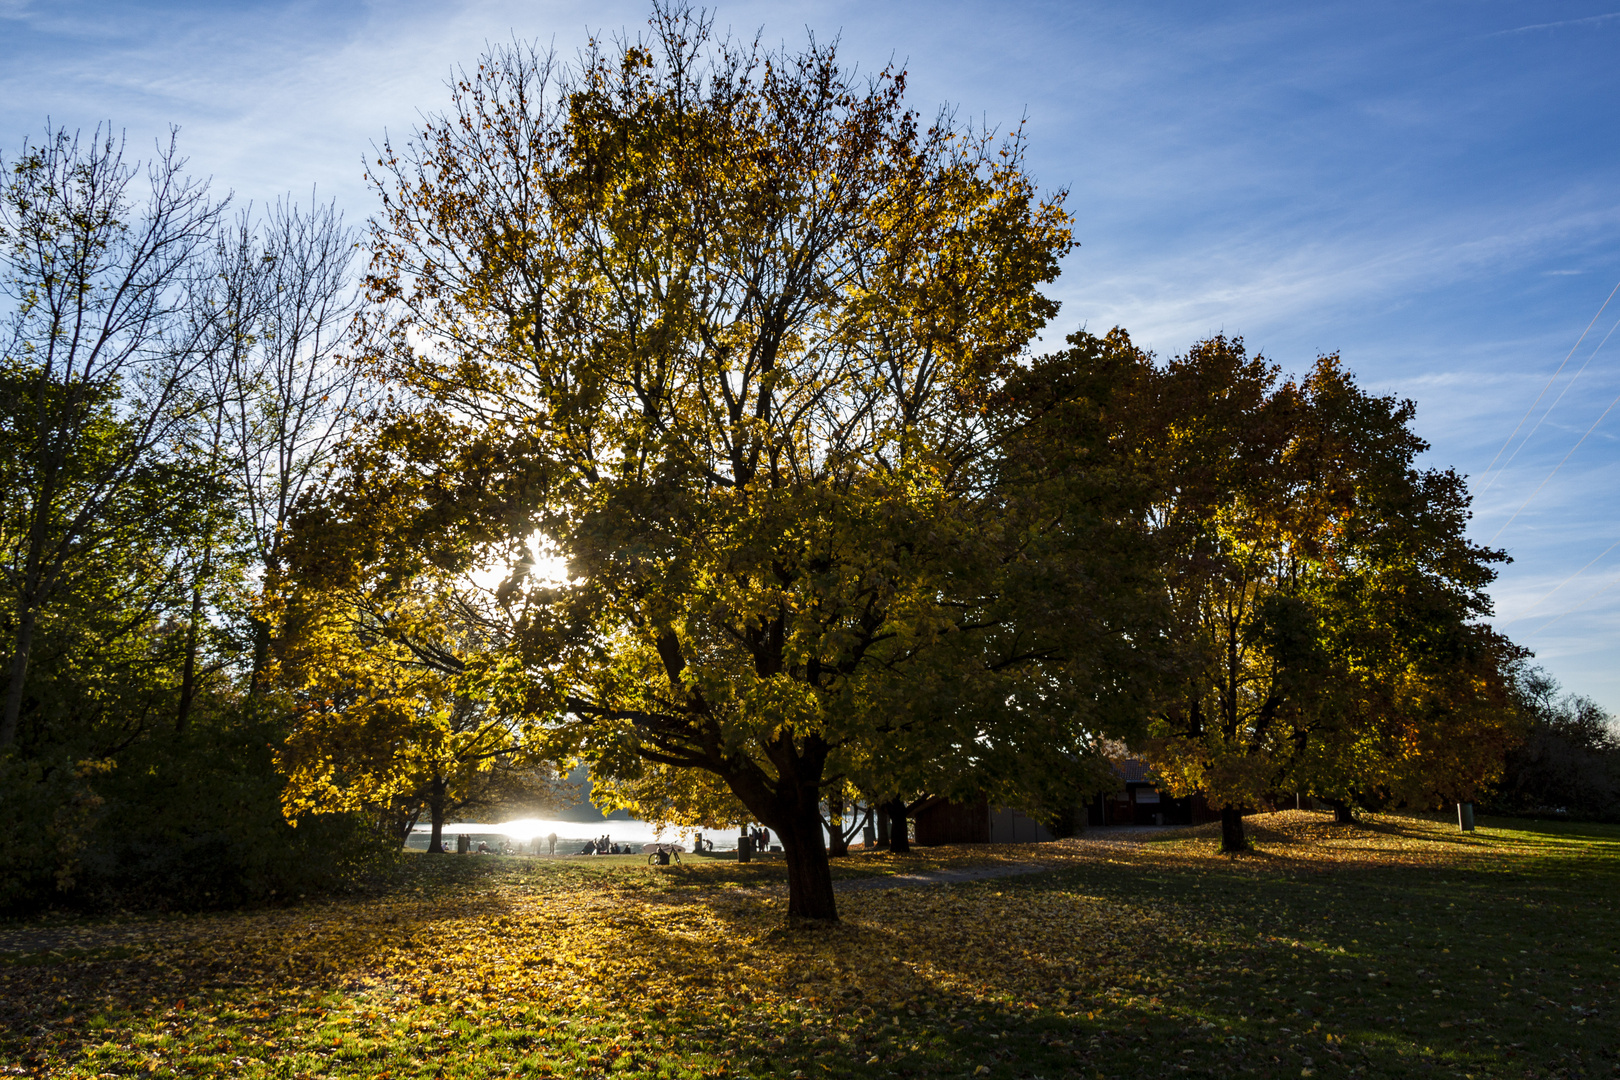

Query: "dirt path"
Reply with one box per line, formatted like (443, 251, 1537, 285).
(1065, 825, 1177, 843)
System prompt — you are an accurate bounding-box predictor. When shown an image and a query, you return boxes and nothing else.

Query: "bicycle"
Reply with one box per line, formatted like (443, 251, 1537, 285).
(646, 844, 683, 866)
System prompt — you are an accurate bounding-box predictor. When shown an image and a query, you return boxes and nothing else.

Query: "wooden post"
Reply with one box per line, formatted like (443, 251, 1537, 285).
(1457, 803, 1475, 832)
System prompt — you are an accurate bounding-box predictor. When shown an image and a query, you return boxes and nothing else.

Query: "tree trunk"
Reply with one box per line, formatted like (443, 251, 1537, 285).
(1219, 806, 1247, 853)
(180, 401, 227, 734)
(780, 799, 838, 919)
(711, 731, 840, 919)
(852, 806, 873, 851)
(876, 804, 890, 848)
(826, 793, 849, 858)
(1328, 798, 1355, 825)
(249, 616, 272, 695)
(425, 777, 447, 854)
(884, 799, 910, 854)
(0, 604, 38, 748)
(3, 467, 56, 750)
(176, 581, 206, 734)
(397, 807, 422, 846)
(1047, 803, 1078, 840)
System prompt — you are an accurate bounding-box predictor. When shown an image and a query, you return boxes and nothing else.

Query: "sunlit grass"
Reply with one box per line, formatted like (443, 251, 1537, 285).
(2, 811, 1616, 1078)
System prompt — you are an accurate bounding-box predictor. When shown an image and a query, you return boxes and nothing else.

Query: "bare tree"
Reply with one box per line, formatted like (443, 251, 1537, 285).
(222, 196, 361, 688)
(171, 212, 261, 732)
(166, 195, 361, 726)
(0, 126, 223, 748)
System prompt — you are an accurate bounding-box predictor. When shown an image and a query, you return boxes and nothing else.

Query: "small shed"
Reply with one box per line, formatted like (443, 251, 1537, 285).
(911, 796, 990, 844)
(908, 756, 1224, 845)
(911, 797, 1057, 846)
(1084, 757, 1220, 827)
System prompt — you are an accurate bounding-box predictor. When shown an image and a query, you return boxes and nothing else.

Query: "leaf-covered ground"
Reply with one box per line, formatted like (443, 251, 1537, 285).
(3, 811, 1616, 1079)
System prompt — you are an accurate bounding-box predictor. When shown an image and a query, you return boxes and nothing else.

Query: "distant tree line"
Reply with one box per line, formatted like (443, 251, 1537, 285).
(4, 5, 1615, 919)
(1488, 669, 1620, 822)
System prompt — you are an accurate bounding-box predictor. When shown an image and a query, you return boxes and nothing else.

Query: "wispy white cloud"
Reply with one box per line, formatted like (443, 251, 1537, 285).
(1486, 11, 1620, 36)
(1056, 194, 1620, 362)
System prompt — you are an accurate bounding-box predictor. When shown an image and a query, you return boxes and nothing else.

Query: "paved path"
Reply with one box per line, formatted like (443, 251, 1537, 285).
(0, 919, 210, 955)
(1067, 825, 1178, 843)
(834, 862, 1047, 891)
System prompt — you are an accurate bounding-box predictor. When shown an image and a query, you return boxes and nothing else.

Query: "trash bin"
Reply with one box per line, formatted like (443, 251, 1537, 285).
(737, 835, 752, 863)
(457, 834, 470, 854)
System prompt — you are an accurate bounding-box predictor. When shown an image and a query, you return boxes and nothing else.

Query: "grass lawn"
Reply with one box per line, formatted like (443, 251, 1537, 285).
(2, 810, 1616, 1079)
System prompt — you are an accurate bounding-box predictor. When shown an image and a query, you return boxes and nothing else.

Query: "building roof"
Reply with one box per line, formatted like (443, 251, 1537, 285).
(1112, 756, 1154, 784)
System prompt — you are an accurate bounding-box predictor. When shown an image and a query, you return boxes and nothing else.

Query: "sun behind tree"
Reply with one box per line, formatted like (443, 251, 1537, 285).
(281, 3, 1178, 920)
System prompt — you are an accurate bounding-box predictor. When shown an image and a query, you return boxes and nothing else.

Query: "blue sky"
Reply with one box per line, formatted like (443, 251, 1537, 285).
(4, 0, 1618, 707)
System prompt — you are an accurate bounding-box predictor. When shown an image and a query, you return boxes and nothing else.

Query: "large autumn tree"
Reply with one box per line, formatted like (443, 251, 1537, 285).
(1137, 337, 1519, 850)
(294, 6, 1168, 918)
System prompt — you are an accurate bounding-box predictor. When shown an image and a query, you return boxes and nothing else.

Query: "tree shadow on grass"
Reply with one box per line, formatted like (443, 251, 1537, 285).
(608, 855, 1565, 1079)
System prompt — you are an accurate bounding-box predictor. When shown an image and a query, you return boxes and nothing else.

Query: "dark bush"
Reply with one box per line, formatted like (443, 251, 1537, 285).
(0, 704, 398, 917)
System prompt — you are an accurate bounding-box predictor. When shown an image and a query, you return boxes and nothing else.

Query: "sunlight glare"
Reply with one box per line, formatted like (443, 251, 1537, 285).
(467, 530, 573, 593)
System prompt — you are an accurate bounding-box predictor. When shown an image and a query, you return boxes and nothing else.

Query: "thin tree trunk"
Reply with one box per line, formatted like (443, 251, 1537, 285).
(1, 480, 52, 749)
(398, 807, 422, 846)
(176, 580, 206, 733)
(180, 396, 229, 733)
(884, 799, 910, 854)
(249, 616, 272, 694)
(826, 793, 849, 858)
(876, 804, 890, 848)
(425, 777, 447, 854)
(1220, 805, 1247, 853)
(0, 604, 38, 748)
(3, 500, 56, 749)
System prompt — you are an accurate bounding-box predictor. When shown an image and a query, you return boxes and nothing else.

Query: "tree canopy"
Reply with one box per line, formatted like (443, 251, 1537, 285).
(0, 126, 396, 913)
(1129, 335, 1520, 849)
(289, 7, 1182, 919)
